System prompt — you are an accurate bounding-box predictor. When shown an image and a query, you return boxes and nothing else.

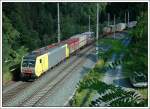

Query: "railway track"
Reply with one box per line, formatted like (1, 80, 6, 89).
(3, 44, 95, 106)
(21, 46, 95, 106)
(2, 82, 30, 104)
(3, 81, 25, 94)
(3, 81, 17, 91)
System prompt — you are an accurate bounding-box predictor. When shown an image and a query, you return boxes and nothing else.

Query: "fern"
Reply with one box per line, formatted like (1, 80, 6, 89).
(89, 82, 146, 107)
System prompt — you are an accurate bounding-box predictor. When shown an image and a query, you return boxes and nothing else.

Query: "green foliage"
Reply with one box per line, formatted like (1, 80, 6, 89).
(137, 88, 148, 99)
(61, 15, 77, 40)
(105, 3, 147, 23)
(72, 75, 147, 107)
(123, 11, 148, 83)
(98, 38, 126, 63)
(71, 89, 96, 106)
(130, 11, 148, 40)
(95, 85, 147, 107)
(2, 14, 28, 81)
(3, 71, 12, 84)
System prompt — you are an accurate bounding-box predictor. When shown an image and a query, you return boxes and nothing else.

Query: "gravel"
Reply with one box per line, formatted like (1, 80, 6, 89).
(3, 81, 23, 94)
(35, 49, 96, 106)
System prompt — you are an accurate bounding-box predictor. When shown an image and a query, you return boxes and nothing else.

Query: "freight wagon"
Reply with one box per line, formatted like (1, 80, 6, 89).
(115, 23, 126, 32)
(103, 27, 112, 35)
(63, 38, 79, 54)
(102, 21, 138, 36)
(81, 32, 95, 44)
(127, 21, 137, 28)
(109, 25, 116, 33)
(70, 34, 87, 48)
(102, 23, 127, 36)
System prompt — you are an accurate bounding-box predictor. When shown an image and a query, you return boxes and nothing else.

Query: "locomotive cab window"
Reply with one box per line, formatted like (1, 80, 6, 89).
(22, 60, 35, 67)
(29, 60, 35, 67)
(22, 61, 28, 67)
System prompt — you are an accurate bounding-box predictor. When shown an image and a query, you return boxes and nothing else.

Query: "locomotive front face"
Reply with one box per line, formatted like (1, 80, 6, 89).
(21, 58, 36, 78)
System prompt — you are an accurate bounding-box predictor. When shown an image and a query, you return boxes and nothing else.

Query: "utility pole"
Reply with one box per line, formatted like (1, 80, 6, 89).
(113, 15, 115, 39)
(57, 3, 60, 43)
(96, 4, 99, 42)
(96, 3, 99, 61)
(128, 11, 129, 25)
(108, 13, 110, 26)
(89, 15, 90, 32)
(125, 12, 126, 24)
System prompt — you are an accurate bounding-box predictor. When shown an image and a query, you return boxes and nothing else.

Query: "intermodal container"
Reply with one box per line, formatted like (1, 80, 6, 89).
(70, 34, 87, 48)
(65, 38, 79, 54)
(47, 44, 67, 69)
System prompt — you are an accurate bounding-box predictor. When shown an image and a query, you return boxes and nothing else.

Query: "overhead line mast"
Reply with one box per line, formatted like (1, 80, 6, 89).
(108, 13, 110, 26)
(128, 11, 129, 25)
(57, 3, 60, 43)
(113, 15, 116, 39)
(96, 3, 99, 42)
(89, 15, 91, 32)
(96, 3, 99, 61)
(125, 12, 126, 24)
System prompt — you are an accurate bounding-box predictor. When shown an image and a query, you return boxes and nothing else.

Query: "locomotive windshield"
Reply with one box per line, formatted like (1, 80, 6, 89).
(22, 61, 28, 67)
(22, 59, 35, 67)
(28, 60, 35, 67)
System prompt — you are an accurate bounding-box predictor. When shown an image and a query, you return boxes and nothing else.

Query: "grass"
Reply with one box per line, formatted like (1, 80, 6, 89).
(95, 59, 105, 69)
(136, 88, 148, 99)
(3, 71, 12, 85)
(82, 59, 105, 81)
(71, 89, 97, 106)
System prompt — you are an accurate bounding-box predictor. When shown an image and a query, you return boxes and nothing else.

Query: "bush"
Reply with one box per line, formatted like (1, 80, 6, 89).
(123, 11, 148, 85)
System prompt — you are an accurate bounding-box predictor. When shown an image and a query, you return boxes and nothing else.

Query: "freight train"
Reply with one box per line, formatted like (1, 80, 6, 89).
(102, 21, 137, 36)
(21, 32, 94, 80)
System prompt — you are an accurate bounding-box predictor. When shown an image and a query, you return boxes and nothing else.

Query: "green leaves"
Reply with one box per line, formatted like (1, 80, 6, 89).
(89, 82, 146, 107)
(2, 13, 28, 81)
(74, 75, 147, 107)
(123, 10, 148, 85)
(130, 11, 148, 41)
